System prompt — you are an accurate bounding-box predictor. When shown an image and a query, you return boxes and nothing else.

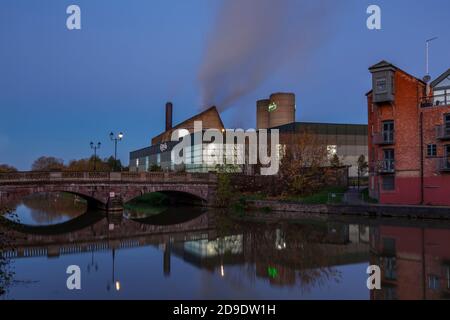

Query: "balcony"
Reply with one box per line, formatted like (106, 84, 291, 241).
(436, 125, 450, 140)
(371, 160, 395, 175)
(421, 93, 450, 108)
(373, 132, 395, 145)
(437, 158, 450, 173)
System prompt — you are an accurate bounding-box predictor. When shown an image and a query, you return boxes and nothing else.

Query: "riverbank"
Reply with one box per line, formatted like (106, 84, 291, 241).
(245, 200, 450, 220)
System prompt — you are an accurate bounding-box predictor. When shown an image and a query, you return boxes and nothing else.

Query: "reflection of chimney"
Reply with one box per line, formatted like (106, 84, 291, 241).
(165, 102, 173, 131)
(163, 244, 171, 277)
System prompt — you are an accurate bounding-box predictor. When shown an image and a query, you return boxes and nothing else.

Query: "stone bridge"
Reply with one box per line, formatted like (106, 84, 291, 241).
(0, 171, 218, 211)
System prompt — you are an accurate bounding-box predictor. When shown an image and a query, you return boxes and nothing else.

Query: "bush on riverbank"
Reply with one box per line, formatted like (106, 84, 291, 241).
(238, 186, 348, 205)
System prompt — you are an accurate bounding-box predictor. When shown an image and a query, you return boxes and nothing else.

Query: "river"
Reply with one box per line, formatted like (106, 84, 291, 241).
(0, 192, 449, 300)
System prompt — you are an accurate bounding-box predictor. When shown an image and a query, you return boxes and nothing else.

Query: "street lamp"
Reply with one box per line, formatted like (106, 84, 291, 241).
(110, 132, 124, 171)
(90, 142, 101, 171)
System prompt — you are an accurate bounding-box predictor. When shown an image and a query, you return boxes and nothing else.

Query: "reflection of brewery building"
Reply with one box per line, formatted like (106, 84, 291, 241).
(129, 93, 368, 177)
(370, 224, 450, 300)
(163, 222, 369, 287)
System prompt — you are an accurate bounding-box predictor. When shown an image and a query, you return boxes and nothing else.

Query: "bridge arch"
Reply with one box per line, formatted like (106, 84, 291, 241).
(0, 187, 109, 210)
(122, 185, 209, 206)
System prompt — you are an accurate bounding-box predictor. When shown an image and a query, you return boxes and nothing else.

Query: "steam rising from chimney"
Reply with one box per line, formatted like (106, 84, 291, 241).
(199, 0, 336, 111)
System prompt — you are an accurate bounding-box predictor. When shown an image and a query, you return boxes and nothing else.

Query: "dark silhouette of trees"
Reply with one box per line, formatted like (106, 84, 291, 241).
(31, 156, 65, 172)
(0, 164, 17, 173)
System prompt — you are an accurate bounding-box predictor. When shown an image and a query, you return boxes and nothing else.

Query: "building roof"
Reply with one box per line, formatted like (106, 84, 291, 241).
(366, 60, 427, 97)
(151, 106, 225, 144)
(431, 68, 450, 88)
(271, 121, 368, 135)
(368, 60, 426, 83)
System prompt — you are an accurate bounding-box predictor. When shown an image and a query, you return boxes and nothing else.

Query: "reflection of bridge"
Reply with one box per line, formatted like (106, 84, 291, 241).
(0, 171, 218, 211)
(0, 212, 372, 286)
(0, 210, 215, 259)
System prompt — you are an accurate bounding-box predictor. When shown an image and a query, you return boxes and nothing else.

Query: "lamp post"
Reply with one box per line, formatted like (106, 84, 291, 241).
(110, 132, 124, 171)
(90, 142, 101, 171)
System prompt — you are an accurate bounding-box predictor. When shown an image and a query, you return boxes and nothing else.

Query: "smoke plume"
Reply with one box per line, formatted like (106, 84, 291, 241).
(199, 0, 336, 111)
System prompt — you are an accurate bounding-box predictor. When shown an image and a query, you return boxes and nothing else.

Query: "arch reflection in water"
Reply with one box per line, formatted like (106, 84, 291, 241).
(3, 192, 88, 226)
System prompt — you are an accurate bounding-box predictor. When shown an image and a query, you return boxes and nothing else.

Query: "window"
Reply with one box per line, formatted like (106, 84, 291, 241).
(428, 275, 440, 290)
(384, 257, 397, 281)
(376, 78, 387, 93)
(445, 114, 450, 135)
(447, 266, 450, 289)
(382, 121, 394, 143)
(383, 238, 396, 256)
(434, 89, 450, 106)
(383, 149, 395, 172)
(427, 144, 437, 157)
(382, 176, 395, 191)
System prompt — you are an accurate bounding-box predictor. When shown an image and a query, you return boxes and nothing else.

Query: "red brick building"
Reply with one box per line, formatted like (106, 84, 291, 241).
(367, 61, 450, 205)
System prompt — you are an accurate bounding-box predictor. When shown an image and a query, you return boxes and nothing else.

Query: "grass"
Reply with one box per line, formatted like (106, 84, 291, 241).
(238, 187, 349, 205)
(283, 186, 348, 205)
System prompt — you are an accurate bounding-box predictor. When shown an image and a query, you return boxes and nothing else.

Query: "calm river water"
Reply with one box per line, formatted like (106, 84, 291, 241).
(1, 193, 449, 300)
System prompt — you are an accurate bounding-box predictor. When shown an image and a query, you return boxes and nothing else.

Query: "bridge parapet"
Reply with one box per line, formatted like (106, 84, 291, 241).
(0, 172, 218, 184)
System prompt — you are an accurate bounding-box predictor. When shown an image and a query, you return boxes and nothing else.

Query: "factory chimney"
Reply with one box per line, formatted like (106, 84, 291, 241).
(165, 102, 173, 131)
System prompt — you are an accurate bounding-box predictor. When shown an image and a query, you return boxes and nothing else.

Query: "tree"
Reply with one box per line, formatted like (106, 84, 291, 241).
(0, 164, 17, 173)
(330, 154, 342, 168)
(0, 208, 15, 296)
(214, 164, 239, 207)
(278, 131, 328, 196)
(106, 156, 123, 171)
(31, 156, 65, 171)
(66, 156, 110, 172)
(148, 164, 162, 172)
(357, 155, 368, 190)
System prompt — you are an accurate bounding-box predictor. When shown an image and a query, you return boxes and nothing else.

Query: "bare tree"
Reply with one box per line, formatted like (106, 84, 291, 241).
(357, 155, 368, 190)
(278, 131, 328, 196)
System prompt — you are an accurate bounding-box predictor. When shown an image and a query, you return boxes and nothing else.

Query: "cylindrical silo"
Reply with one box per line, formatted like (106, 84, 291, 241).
(256, 99, 270, 130)
(268, 93, 296, 128)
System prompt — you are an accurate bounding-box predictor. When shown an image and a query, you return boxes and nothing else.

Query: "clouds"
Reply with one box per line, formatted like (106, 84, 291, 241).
(198, 0, 341, 111)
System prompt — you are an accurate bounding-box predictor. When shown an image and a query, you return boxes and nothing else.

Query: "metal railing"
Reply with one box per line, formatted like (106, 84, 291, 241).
(421, 93, 450, 108)
(373, 132, 395, 145)
(370, 160, 395, 174)
(0, 171, 218, 184)
(436, 125, 450, 140)
(437, 158, 450, 172)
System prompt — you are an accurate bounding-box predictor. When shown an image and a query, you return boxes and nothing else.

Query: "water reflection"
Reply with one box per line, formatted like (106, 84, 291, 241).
(3, 193, 87, 226)
(370, 223, 450, 300)
(2, 195, 450, 299)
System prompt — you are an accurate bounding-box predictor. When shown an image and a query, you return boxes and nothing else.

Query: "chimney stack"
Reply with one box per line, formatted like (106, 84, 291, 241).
(165, 102, 173, 131)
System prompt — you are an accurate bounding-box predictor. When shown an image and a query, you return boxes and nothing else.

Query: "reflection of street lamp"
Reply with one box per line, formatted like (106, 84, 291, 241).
(107, 248, 121, 292)
(87, 250, 99, 273)
(110, 132, 124, 171)
(90, 142, 101, 171)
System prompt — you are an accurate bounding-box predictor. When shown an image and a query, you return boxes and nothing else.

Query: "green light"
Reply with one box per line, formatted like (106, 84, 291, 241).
(268, 102, 277, 112)
(268, 266, 278, 279)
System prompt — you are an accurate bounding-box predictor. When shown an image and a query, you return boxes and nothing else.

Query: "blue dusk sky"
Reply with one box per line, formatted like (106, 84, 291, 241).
(0, 0, 449, 170)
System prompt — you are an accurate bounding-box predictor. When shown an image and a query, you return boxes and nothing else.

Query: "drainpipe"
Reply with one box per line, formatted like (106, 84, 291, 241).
(419, 96, 425, 205)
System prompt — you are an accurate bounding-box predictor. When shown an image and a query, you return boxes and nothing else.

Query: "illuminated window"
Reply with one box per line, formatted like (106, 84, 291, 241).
(327, 145, 337, 157)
